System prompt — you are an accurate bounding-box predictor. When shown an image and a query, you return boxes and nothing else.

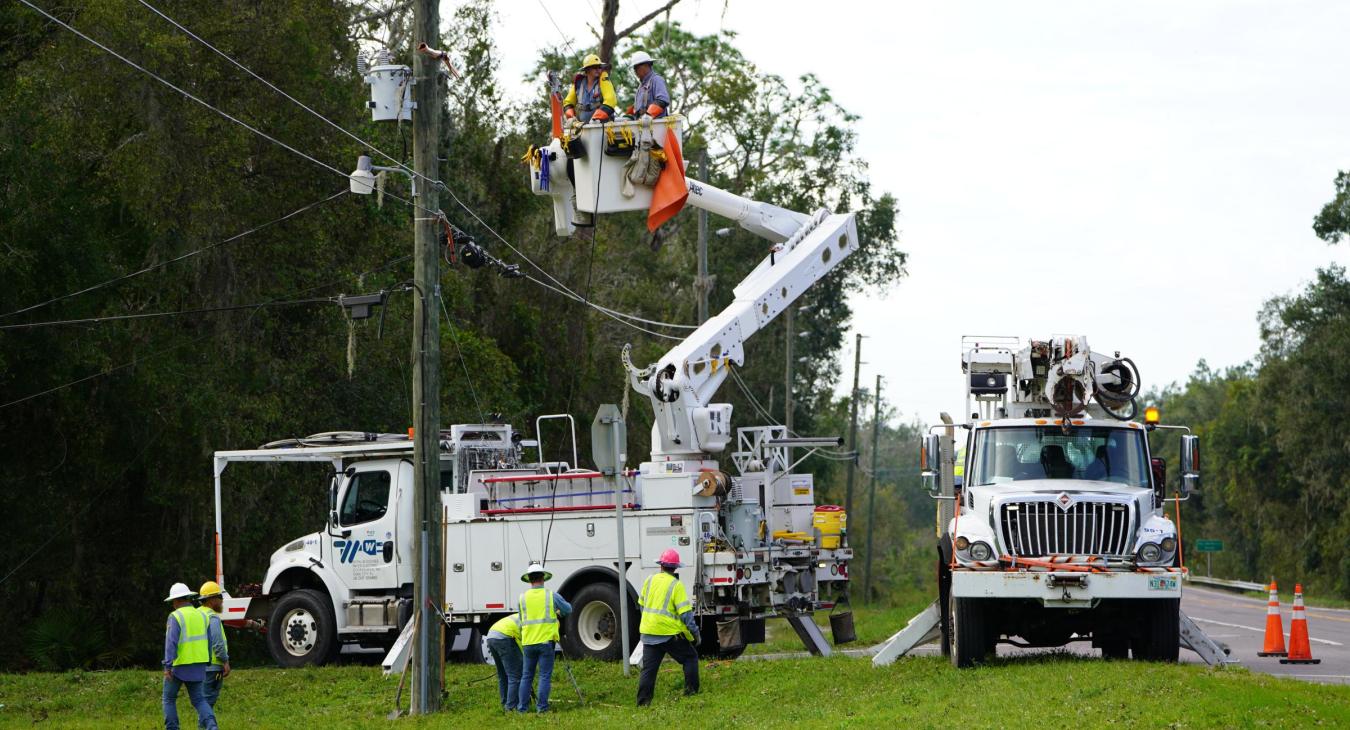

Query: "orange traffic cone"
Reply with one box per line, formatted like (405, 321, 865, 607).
(1256, 580, 1287, 657)
(1280, 584, 1322, 665)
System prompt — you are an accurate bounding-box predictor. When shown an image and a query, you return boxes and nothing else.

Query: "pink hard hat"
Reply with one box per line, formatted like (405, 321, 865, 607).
(657, 548, 682, 568)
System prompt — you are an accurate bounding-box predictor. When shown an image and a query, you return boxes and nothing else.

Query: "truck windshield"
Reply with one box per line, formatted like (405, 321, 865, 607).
(970, 426, 1149, 488)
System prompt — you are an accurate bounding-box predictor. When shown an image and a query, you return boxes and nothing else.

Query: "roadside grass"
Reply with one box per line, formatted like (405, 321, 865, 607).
(3, 651, 1347, 728)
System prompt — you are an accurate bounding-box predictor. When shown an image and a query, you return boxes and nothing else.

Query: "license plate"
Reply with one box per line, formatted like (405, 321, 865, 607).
(1148, 576, 1178, 591)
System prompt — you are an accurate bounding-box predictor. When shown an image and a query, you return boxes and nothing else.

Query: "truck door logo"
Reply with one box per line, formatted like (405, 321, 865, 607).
(334, 539, 382, 564)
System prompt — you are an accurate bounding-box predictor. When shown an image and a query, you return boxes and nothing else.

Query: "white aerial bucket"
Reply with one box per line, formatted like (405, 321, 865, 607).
(570, 116, 682, 215)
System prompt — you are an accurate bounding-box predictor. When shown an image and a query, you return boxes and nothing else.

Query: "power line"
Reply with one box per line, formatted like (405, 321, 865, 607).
(0, 253, 415, 411)
(13, 0, 429, 217)
(20, 0, 691, 349)
(438, 294, 485, 423)
(535, 0, 580, 54)
(0, 297, 338, 331)
(0, 190, 347, 320)
(132, 0, 434, 190)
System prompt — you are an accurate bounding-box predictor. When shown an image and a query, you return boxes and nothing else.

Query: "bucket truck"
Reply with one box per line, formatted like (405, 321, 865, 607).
(207, 114, 858, 667)
(872, 336, 1235, 668)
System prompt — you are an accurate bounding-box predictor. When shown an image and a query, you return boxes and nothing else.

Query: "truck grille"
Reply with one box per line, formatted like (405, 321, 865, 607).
(997, 499, 1133, 557)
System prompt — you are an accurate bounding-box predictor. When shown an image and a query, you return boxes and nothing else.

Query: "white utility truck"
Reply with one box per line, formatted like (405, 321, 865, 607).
(210, 114, 857, 666)
(872, 335, 1230, 668)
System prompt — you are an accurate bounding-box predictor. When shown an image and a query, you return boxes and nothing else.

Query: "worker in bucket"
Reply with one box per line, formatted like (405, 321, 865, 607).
(627, 50, 670, 120)
(636, 549, 701, 706)
(486, 612, 524, 712)
(562, 54, 617, 124)
(197, 581, 231, 717)
(161, 582, 217, 730)
(516, 562, 572, 713)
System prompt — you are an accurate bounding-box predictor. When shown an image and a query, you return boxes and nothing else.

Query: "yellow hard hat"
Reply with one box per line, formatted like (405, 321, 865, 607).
(579, 53, 606, 71)
(198, 581, 223, 599)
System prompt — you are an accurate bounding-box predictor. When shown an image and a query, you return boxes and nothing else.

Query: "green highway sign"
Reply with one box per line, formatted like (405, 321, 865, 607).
(1195, 539, 1223, 552)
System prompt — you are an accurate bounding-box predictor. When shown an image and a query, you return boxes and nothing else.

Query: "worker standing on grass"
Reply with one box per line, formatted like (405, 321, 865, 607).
(627, 50, 670, 120)
(161, 583, 217, 730)
(516, 563, 572, 713)
(636, 549, 701, 706)
(197, 582, 231, 718)
(486, 613, 524, 712)
(563, 54, 617, 123)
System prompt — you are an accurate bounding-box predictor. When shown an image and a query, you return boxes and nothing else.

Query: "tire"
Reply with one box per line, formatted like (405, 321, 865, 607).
(937, 549, 952, 658)
(1131, 598, 1180, 662)
(1100, 639, 1130, 660)
(950, 597, 989, 668)
(267, 589, 339, 668)
(560, 582, 636, 661)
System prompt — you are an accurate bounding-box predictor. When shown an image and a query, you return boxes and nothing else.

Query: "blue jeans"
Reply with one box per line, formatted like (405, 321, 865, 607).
(200, 671, 223, 727)
(163, 675, 217, 730)
(517, 642, 556, 712)
(487, 638, 523, 711)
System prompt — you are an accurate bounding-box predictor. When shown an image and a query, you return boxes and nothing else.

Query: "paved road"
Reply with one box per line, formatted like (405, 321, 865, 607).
(751, 586, 1350, 684)
(1180, 586, 1349, 684)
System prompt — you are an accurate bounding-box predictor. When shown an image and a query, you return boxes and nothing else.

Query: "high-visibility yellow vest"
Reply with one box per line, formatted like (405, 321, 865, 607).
(170, 606, 210, 666)
(518, 588, 559, 645)
(490, 613, 522, 644)
(198, 606, 226, 667)
(639, 571, 693, 640)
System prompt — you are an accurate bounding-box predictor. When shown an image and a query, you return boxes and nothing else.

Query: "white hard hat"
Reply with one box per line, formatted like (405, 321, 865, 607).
(520, 562, 553, 583)
(164, 582, 197, 603)
(629, 50, 658, 69)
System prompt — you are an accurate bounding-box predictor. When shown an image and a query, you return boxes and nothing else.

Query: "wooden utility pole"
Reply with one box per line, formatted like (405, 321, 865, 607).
(844, 334, 864, 517)
(411, 0, 443, 713)
(864, 374, 882, 602)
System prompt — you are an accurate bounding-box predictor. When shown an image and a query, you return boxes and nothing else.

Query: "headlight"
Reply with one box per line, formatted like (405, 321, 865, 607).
(1160, 537, 1177, 553)
(1137, 543, 1162, 563)
(954, 536, 970, 551)
(969, 542, 993, 561)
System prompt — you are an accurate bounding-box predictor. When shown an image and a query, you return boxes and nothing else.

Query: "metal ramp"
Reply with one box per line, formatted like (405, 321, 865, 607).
(1180, 610, 1238, 666)
(870, 602, 1238, 667)
(381, 616, 417, 676)
(785, 613, 834, 657)
(872, 600, 942, 666)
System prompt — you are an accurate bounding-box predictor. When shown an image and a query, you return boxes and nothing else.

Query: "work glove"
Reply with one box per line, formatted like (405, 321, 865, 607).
(639, 113, 653, 123)
(691, 630, 702, 645)
(564, 107, 576, 119)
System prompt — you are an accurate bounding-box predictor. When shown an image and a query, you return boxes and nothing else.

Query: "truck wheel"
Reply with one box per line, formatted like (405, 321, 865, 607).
(937, 550, 952, 658)
(561, 582, 635, 661)
(1100, 639, 1129, 660)
(950, 597, 989, 668)
(267, 589, 339, 668)
(1131, 598, 1180, 662)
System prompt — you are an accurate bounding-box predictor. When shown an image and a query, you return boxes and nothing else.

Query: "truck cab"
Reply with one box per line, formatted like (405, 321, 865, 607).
(926, 336, 1199, 667)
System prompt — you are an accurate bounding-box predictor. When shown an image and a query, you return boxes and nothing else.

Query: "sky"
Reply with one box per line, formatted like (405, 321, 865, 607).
(471, 0, 1350, 425)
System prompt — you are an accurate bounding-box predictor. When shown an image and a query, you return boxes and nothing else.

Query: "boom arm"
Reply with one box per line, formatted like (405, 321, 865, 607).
(625, 187, 859, 460)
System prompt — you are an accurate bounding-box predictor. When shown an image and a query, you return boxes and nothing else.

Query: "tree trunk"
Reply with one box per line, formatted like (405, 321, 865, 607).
(599, 0, 619, 62)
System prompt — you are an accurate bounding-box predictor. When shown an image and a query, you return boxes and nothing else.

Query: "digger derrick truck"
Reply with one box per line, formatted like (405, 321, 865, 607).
(209, 114, 859, 667)
(875, 335, 1210, 668)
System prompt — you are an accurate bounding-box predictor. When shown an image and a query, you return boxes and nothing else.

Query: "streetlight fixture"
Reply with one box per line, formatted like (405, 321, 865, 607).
(350, 154, 417, 197)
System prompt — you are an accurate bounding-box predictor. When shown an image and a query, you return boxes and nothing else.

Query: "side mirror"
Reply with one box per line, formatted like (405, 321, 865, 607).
(920, 434, 941, 478)
(1180, 435, 1201, 493)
